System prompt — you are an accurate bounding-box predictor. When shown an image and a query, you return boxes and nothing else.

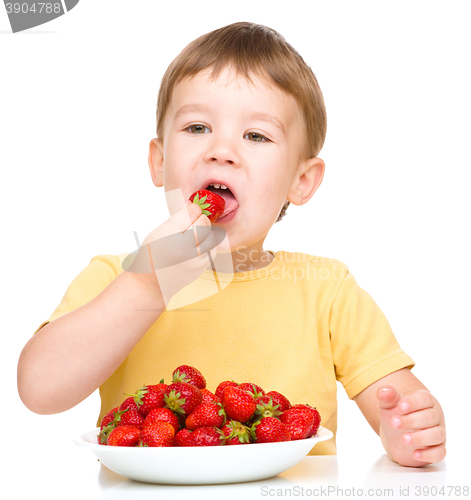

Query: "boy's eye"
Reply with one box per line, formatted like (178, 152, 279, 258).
(246, 132, 269, 143)
(185, 125, 269, 142)
(187, 124, 209, 134)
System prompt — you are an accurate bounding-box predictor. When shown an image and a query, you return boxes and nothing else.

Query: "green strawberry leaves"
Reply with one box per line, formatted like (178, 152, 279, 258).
(191, 193, 212, 217)
(163, 390, 187, 416)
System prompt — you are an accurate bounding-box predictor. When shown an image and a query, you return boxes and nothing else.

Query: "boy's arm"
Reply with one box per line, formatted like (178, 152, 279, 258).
(353, 368, 446, 467)
(17, 201, 215, 415)
(17, 271, 166, 414)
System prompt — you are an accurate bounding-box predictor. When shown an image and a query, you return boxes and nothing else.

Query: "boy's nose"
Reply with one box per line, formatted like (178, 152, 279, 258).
(204, 136, 238, 166)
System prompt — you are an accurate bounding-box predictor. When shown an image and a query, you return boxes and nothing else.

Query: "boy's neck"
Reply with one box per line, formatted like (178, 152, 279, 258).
(210, 243, 274, 274)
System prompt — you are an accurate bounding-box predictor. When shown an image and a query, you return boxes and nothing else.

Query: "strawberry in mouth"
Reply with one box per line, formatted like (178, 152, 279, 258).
(204, 183, 239, 220)
(189, 190, 225, 222)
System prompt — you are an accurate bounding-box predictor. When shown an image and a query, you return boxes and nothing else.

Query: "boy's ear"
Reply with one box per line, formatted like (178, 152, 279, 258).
(148, 138, 164, 187)
(287, 157, 325, 206)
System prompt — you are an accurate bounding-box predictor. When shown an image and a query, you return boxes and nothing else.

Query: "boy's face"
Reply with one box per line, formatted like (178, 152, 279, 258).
(149, 66, 324, 255)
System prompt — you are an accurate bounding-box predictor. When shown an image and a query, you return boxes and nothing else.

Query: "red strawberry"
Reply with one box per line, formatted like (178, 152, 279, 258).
(222, 386, 257, 423)
(238, 382, 266, 399)
(279, 408, 314, 440)
(172, 365, 206, 389)
(119, 396, 140, 412)
(125, 385, 166, 416)
(311, 411, 321, 436)
(252, 416, 291, 443)
(98, 406, 119, 445)
(144, 407, 180, 435)
(100, 406, 119, 429)
(221, 420, 252, 445)
(98, 425, 114, 445)
(189, 190, 225, 222)
(174, 428, 194, 447)
(253, 396, 282, 420)
(291, 404, 321, 436)
(201, 388, 221, 403)
(215, 380, 238, 400)
(146, 381, 168, 393)
(164, 382, 203, 417)
(185, 402, 226, 430)
(107, 425, 141, 447)
(191, 427, 225, 447)
(139, 421, 175, 447)
(115, 407, 145, 429)
(266, 391, 291, 412)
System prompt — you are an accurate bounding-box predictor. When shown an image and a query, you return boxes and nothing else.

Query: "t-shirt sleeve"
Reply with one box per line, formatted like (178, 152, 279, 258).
(33, 254, 125, 335)
(330, 270, 415, 399)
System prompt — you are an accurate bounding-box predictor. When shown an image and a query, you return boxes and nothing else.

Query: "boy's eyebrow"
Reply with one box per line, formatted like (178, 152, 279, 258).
(173, 103, 209, 122)
(173, 103, 286, 136)
(247, 111, 286, 137)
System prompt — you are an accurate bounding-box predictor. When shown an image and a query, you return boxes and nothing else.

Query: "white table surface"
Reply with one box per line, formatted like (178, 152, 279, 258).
(11, 432, 465, 500)
(9, 366, 467, 500)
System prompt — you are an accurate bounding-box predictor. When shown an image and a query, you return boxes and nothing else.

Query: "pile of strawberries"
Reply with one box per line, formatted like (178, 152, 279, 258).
(98, 365, 321, 447)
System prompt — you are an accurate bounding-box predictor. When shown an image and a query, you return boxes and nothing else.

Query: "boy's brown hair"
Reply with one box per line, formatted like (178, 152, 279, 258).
(156, 22, 327, 222)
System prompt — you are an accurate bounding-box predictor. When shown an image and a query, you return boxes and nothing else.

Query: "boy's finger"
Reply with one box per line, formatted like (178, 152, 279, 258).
(402, 426, 446, 448)
(141, 201, 203, 245)
(376, 386, 402, 409)
(174, 201, 207, 234)
(391, 407, 441, 430)
(411, 444, 447, 464)
(398, 390, 434, 415)
(195, 226, 226, 255)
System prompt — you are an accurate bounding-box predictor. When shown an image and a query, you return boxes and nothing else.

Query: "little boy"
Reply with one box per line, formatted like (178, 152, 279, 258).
(17, 22, 445, 467)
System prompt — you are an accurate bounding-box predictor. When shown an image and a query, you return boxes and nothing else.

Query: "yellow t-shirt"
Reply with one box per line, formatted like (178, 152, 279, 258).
(34, 250, 414, 455)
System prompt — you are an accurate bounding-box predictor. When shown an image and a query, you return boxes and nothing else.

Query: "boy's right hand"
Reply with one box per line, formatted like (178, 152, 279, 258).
(124, 200, 224, 304)
(123, 201, 225, 305)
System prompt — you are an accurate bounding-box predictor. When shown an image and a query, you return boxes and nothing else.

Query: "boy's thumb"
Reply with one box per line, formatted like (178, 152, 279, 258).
(376, 386, 402, 409)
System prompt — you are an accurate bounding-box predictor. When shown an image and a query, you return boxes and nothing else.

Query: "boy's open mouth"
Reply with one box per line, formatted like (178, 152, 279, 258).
(203, 182, 239, 218)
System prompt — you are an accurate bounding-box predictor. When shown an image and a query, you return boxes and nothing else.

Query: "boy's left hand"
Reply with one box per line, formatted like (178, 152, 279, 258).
(377, 386, 446, 467)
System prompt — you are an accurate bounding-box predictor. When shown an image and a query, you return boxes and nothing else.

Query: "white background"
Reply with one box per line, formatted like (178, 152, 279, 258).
(2, 0, 470, 497)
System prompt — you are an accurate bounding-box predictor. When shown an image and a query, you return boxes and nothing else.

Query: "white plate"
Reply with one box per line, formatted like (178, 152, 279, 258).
(74, 426, 333, 485)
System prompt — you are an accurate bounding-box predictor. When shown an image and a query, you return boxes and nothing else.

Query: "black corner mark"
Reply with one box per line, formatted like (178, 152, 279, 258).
(63, 0, 79, 10)
(4, 0, 80, 33)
